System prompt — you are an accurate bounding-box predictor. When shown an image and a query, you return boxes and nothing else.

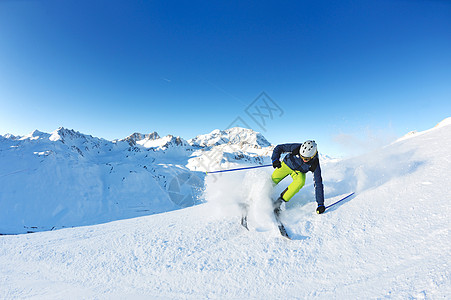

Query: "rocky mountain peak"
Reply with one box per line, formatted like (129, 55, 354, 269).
(188, 127, 271, 148)
(122, 132, 160, 146)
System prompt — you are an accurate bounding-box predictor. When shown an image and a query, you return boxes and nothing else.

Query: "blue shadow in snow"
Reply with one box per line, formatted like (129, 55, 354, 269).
(287, 232, 310, 241)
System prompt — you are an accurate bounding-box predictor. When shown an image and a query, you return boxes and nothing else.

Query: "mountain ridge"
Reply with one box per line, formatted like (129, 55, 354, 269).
(0, 126, 276, 234)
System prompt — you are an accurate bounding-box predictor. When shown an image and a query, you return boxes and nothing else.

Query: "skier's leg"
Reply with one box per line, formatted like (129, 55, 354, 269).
(281, 171, 306, 201)
(272, 162, 299, 212)
(271, 161, 292, 184)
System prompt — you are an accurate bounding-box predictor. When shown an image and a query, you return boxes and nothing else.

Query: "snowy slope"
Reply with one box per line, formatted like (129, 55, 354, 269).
(0, 119, 450, 299)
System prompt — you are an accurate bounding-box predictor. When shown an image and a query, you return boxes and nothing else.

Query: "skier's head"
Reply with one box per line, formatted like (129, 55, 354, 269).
(300, 140, 317, 162)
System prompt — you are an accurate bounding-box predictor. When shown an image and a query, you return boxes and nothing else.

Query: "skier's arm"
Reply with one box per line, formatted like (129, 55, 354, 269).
(313, 162, 325, 206)
(271, 143, 301, 163)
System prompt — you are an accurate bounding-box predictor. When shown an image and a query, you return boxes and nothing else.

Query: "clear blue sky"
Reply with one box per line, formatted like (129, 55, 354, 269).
(1, 0, 450, 156)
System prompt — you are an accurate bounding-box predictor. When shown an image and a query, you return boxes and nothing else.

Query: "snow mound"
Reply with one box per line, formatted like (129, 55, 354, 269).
(396, 117, 451, 142)
(435, 116, 451, 128)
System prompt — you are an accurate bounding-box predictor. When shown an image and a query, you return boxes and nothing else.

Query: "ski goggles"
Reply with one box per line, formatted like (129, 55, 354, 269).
(300, 155, 313, 162)
(300, 151, 317, 162)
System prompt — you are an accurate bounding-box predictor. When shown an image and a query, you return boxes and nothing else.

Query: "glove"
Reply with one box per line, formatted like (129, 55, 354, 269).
(272, 160, 281, 169)
(316, 205, 325, 214)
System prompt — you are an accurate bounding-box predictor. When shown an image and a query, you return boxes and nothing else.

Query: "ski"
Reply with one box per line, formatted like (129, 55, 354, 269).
(239, 203, 290, 239)
(274, 209, 291, 239)
(241, 215, 249, 230)
(240, 203, 249, 231)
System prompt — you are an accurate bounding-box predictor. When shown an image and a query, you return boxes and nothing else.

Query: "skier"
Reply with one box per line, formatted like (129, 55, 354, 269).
(271, 140, 325, 214)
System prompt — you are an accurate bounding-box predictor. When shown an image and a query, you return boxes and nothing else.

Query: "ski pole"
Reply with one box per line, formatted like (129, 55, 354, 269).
(325, 192, 355, 209)
(206, 164, 272, 175)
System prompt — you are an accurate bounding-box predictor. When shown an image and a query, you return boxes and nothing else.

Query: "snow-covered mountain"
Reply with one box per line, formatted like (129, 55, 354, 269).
(120, 131, 160, 146)
(188, 127, 271, 148)
(0, 118, 450, 299)
(0, 127, 275, 234)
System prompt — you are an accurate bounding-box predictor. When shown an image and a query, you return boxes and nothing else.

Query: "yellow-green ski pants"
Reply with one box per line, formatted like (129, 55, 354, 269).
(271, 161, 306, 201)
